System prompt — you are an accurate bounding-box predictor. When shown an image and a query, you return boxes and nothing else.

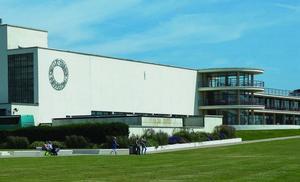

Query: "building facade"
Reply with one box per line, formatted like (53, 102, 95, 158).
(0, 23, 299, 128)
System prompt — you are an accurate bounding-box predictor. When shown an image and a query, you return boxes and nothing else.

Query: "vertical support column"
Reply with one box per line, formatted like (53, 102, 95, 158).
(283, 114, 286, 125)
(263, 113, 266, 125)
(273, 113, 276, 125)
(251, 110, 255, 124)
(237, 72, 240, 86)
(225, 73, 228, 86)
(293, 115, 296, 125)
(251, 74, 254, 86)
(237, 109, 241, 125)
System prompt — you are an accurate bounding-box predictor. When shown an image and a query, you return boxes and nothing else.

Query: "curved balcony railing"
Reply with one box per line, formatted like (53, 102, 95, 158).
(264, 88, 300, 98)
(203, 99, 263, 106)
(264, 106, 300, 112)
(203, 78, 264, 88)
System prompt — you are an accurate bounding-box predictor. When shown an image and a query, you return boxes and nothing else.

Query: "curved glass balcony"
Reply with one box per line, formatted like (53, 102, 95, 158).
(203, 78, 264, 88)
(203, 99, 262, 106)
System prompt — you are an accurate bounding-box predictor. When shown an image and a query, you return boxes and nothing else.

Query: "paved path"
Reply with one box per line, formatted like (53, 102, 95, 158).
(242, 135, 300, 144)
(149, 135, 300, 154)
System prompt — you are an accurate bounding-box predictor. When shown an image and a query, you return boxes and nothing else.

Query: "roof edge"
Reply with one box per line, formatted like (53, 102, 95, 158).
(198, 68, 264, 74)
(7, 46, 197, 71)
(0, 24, 48, 33)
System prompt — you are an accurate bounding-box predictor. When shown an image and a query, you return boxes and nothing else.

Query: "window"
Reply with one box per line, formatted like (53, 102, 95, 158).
(8, 53, 34, 103)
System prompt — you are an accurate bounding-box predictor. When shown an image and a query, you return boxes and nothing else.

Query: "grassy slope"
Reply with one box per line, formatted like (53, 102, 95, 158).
(236, 129, 300, 140)
(0, 139, 300, 182)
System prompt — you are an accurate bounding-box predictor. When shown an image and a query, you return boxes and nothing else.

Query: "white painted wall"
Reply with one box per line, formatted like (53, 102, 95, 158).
(0, 25, 47, 104)
(142, 117, 183, 127)
(37, 48, 198, 123)
(203, 115, 223, 133)
(6, 26, 48, 49)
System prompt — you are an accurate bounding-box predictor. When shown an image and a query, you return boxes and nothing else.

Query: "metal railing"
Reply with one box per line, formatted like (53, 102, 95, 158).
(204, 78, 264, 88)
(263, 88, 300, 98)
(204, 99, 262, 106)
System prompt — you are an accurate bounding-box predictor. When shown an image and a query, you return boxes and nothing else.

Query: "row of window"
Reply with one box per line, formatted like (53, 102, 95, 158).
(8, 53, 34, 103)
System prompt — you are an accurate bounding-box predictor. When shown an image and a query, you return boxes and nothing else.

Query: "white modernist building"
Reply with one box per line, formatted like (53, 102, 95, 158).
(1, 23, 300, 131)
(0, 24, 199, 125)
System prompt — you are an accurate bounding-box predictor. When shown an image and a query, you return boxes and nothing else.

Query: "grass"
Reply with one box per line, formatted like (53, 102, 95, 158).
(1, 138, 300, 182)
(236, 129, 300, 140)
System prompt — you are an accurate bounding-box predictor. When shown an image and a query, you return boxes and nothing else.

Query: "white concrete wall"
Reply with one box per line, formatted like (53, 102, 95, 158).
(203, 115, 223, 133)
(0, 25, 47, 104)
(142, 117, 183, 127)
(37, 48, 198, 123)
(6, 26, 48, 49)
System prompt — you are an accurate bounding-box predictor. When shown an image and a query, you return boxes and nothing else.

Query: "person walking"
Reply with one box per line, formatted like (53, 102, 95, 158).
(135, 137, 141, 155)
(141, 137, 147, 155)
(110, 136, 119, 155)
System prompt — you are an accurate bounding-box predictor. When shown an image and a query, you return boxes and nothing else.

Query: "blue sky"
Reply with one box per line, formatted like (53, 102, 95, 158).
(1, 0, 300, 90)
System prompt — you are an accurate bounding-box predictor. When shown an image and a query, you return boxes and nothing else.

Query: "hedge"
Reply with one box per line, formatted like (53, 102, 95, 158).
(0, 123, 129, 144)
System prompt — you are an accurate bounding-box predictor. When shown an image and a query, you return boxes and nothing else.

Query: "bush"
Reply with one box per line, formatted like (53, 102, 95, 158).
(65, 135, 90, 148)
(147, 138, 159, 148)
(172, 130, 193, 142)
(52, 141, 66, 149)
(214, 125, 236, 139)
(141, 129, 169, 147)
(192, 132, 210, 142)
(154, 131, 169, 146)
(5, 136, 29, 149)
(0, 123, 129, 144)
(168, 136, 187, 144)
(29, 141, 45, 149)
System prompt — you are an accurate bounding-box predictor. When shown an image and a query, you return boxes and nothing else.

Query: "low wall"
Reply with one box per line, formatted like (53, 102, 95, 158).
(129, 115, 223, 136)
(0, 148, 129, 158)
(147, 138, 242, 153)
(233, 125, 300, 130)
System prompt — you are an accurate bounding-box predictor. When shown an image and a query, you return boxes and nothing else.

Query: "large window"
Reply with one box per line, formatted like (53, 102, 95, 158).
(8, 53, 34, 103)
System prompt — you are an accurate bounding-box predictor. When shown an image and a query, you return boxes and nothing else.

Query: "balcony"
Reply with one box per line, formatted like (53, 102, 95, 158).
(263, 88, 300, 98)
(203, 78, 264, 88)
(200, 99, 265, 110)
(264, 106, 300, 112)
(204, 99, 262, 106)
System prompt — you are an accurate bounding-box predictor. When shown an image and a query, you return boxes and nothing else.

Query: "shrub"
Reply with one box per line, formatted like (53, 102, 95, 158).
(154, 131, 169, 146)
(0, 123, 129, 144)
(192, 132, 210, 142)
(172, 130, 193, 142)
(52, 141, 66, 149)
(5, 136, 29, 149)
(168, 136, 187, 144)
(141, 129, 169, 146)
(65, 135, 90, 148)
(214, 125, 236, 139)
(128, 134, 139, 146)
(29, 141, 45, 149)
(147, 138, 159, 148)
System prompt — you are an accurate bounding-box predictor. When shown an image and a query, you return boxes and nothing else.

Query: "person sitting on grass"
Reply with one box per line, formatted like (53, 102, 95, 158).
(42, 141, 59, 156)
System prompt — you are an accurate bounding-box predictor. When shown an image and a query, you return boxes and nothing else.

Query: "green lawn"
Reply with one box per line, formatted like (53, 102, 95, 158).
(236, 129, 300, 140)
(1, 138, 300, 182)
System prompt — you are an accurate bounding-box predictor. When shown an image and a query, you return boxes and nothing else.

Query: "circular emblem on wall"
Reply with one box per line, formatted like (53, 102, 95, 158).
(48, 59, 69, 91)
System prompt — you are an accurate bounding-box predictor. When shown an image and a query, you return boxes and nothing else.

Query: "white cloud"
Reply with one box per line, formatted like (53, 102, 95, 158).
(275, 3, 300, 11)
(81, 13, 252, 55)
(0, 0, 141, 46)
